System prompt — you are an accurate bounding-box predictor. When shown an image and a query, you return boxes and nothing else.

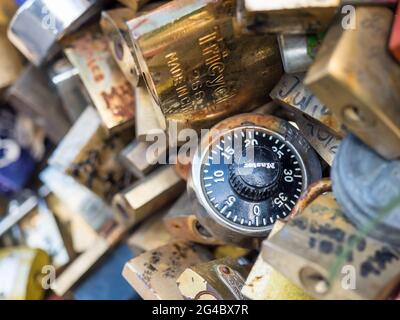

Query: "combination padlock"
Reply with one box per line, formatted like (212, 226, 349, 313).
(188, 113, 322, 247)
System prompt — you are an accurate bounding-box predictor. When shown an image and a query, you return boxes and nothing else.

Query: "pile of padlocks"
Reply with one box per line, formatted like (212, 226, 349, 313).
(0, 0, 399, 300)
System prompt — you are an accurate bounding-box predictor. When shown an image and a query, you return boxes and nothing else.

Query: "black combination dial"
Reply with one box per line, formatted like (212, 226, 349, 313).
(200, 127, 304, 231)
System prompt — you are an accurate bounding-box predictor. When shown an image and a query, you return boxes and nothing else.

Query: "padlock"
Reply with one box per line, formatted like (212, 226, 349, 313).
(332, 134, 400, 247)
(100, 8, 141, 87)
(112, 165, 185, 226)
(305, 7, 400, 160)
(6, 64, 71, 143)
(47, 57, 89, 123)
(0, 247, 50, 300)
(63, 25, 135, 133)
(242, 220, 313, 300)
(389, 2, 400, 62)
(122, 241, 212, 299)
(72, 243, 140, 300)
(163, 192, 223, 245)
(127, 209, 173, 253)
(0, 27, 23, 92)
(295, 114, 342, 166)
(134, 86, 165, 142)
(8, 0, 106, 66)
(238, 0, 340, 34)
(119, 139, 166, 179)
(270, 73, 343, 136)
(189, 113, 321, 247)
(128, 0, 283, 131)
(277, 33, 324, 74)
(262, 180, 400, 300)
(176, 257, 250, 300)
(39, 166, 114, 235)
(49, 107, 135, 203)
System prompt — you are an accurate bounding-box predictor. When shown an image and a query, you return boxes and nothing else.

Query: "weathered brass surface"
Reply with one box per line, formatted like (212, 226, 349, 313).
(305, 7, 400, 159)
(128, 0, 283, 131)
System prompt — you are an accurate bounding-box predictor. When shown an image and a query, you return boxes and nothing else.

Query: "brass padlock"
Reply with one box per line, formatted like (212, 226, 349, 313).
(176, 257, 250, 300)
(270, 73, 343, 136)
(389, 2, 400, 62)
(242, 221, 313, 300)
(112, 166, 185, 226)
(262, 180, 400, 300)
(305, 7, 400, 160)
(8, 0, 106, 66)
(128, 0, 283, 131)
(49, 107, 135, 203)
(63, 25, 135, 133)
(122, 241, 212, 299)
(163, 192, 223, 245)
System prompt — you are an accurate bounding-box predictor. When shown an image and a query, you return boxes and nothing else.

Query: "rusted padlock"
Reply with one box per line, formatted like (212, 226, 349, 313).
(262, 179, 400, 300)
(128, 0, 283, 131)
(63, 25, 135, 133)
(122, 241, 212, 299)
(305, 7, 400, 160)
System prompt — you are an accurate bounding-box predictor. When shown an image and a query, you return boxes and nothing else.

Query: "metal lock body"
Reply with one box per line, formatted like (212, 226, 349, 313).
(239, 0, 340, 34)
(101, 8, 141, 86)
(119, 139, 166, 179)
(262, 180, 400, 300)
(389, 2, 400, 62)
(49, 107, 134, 203)
(163, 192, 223, 245)
(0, 247, 50, 300)
(112, 165, 185, 226)
(305, 7, 400, 160)
(63, 26, 135, 133)
(278, 33, 323, 74)
(176, 257, 250, 300)
(47, 57, 88, 123)
(332, 134, 400, 247)
(8, 0, 106, 66)
(6, 64, 71, 143)
(122, 241, 212, 300)
(189, 113, 322, 247)
(128, 0, 283, 131)
(270, 73, 343, 136)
